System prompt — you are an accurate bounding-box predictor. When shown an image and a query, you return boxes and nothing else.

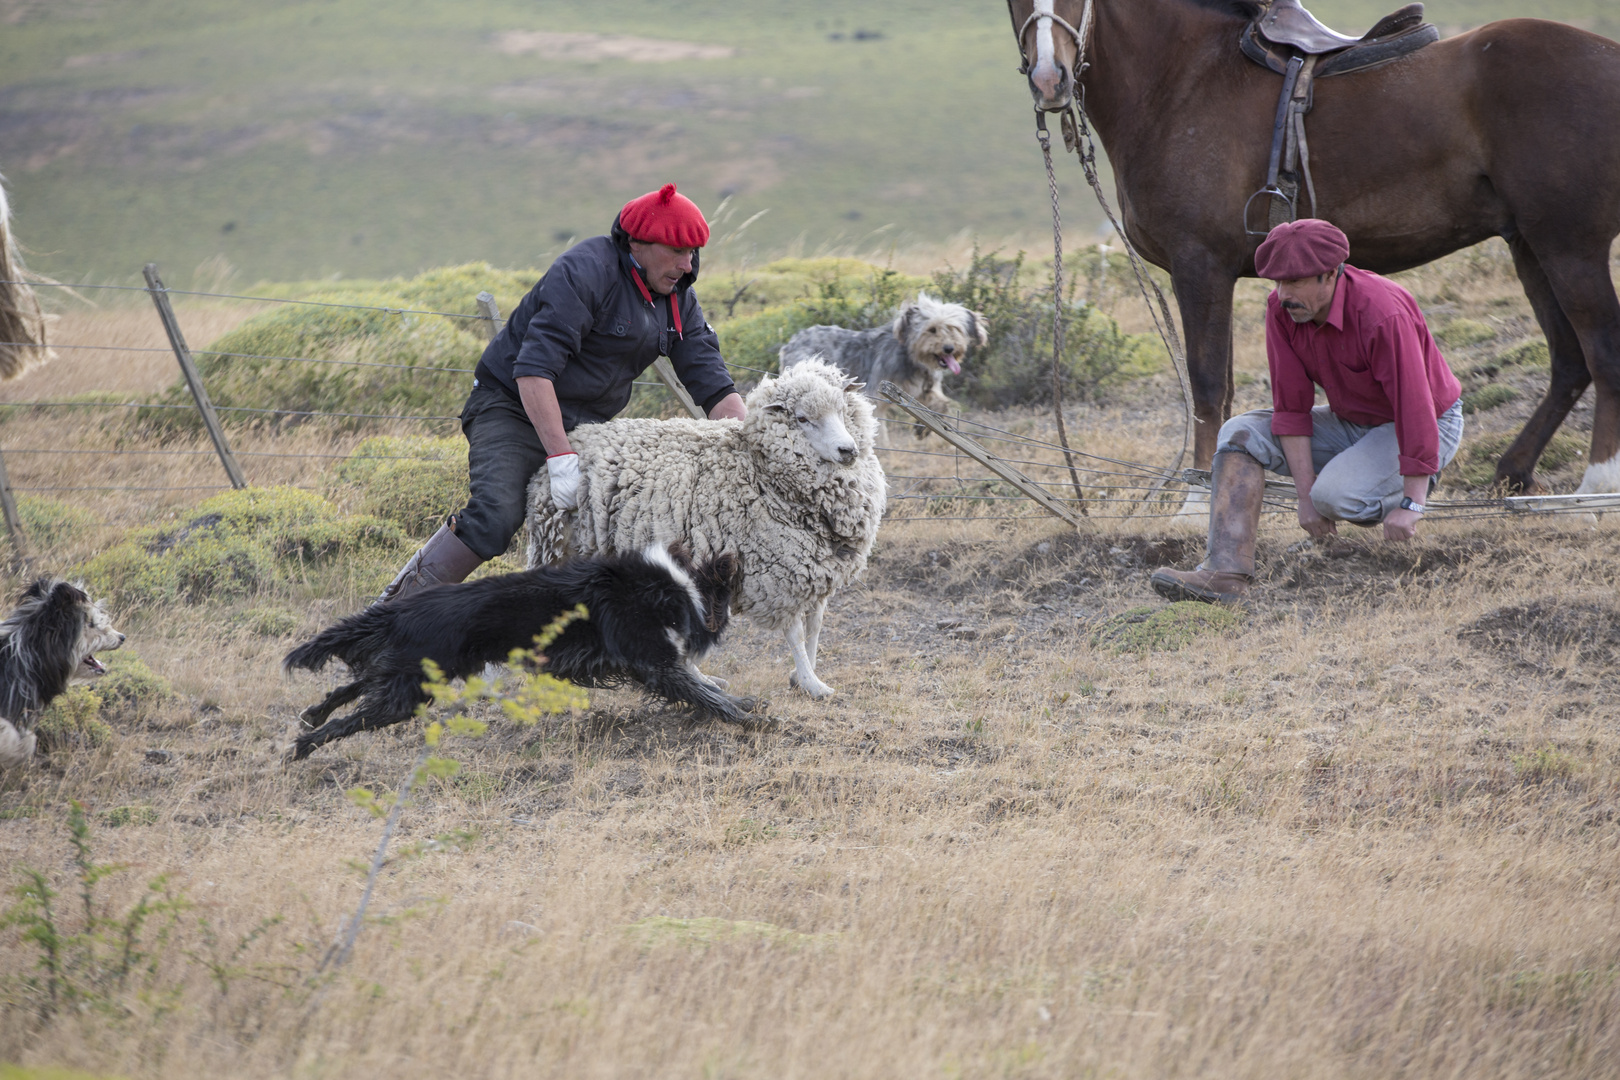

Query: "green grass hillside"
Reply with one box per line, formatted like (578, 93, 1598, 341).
(1, 0, 1614, 285)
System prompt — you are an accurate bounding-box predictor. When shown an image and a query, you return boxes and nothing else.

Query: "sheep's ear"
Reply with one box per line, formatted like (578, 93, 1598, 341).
(843, 377, 866, 395)
(764, 402, 787, 413)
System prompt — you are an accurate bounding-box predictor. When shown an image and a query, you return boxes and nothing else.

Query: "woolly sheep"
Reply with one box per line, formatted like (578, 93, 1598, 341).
(526, 358, 885, 700)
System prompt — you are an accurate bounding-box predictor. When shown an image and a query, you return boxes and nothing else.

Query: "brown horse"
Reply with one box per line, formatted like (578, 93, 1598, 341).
(1006, 0, 1620, 495)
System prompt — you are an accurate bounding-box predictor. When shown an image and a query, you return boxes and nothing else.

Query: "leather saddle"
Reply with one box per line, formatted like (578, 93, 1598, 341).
(1241, 0, 1438, 78)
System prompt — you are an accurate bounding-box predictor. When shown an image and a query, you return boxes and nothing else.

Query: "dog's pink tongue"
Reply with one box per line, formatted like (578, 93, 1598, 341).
(945, 356, 962, 375)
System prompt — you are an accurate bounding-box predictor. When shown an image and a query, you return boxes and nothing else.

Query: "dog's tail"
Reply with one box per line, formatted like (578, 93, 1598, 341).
(283, 625, 349, 674)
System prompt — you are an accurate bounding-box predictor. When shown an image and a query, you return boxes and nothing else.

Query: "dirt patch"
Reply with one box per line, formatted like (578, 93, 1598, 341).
(492, 31, 736, 63)
(1459, 599, 1620, 668)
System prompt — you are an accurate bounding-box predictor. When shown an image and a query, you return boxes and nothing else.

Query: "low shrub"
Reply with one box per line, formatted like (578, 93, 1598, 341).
(94, 652, 176, 721)
(230, 606, 302, 638)
(1454, 431, 1585, 489)
(1462, 383, 1519, 414)
(34, 686, 114, 751)
(1435, 318, 1497, 348)
(11, 496, 99, 551)
(328, 436, 468, 538)
(76, 487, 404, 609)
(929, 247, 1166, 408)
(1090, 602, 1240, 654)
(140, 281, 481, 436)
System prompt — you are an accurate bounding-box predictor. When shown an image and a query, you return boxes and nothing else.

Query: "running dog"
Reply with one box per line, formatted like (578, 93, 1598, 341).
(285, 543, 755, 759)
(780, 292, 987, 436)
(0, 578, 125, 769)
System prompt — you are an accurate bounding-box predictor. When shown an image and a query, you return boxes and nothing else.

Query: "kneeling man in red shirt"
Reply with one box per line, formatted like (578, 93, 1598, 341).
(1152, 219, 1464, 604)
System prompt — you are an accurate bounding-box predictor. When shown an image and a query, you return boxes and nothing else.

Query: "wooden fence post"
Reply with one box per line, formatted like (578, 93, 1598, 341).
(879, 382, 1082, 528)
(475, 291, 502, 343)
(652, 357, 706, 420)
(0, 445, 31, 569)
(144, 264, 246, 489)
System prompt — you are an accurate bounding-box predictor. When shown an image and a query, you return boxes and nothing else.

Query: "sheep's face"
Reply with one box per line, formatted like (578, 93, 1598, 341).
(770, 401, 857, 465)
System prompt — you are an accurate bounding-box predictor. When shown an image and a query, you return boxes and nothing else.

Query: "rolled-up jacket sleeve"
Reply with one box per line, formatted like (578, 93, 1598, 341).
(1266, 300, 1316, 437)
(669, 290, 737, 413)
(1369, 314, 1442, 476)
(512, 256, 601, 383)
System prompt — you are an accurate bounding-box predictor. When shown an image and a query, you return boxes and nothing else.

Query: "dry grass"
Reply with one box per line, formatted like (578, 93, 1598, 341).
(0, 250, 1618, 1079)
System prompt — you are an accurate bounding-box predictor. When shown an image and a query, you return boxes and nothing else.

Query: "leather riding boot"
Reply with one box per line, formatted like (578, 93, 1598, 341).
(375, 522, 485, 606)
(1150, 450, 1265, 604)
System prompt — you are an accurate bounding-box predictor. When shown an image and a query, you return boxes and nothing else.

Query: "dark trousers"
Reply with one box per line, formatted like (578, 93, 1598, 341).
(453, 382, 548, 560)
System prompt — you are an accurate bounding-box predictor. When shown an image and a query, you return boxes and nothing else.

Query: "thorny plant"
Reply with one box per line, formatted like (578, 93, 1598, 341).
(323, 605, 590, 971)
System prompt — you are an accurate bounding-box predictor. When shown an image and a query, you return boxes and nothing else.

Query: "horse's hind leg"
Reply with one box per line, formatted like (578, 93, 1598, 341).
(1538, 249, 1620, 495)
(1495, 235, 1596, 492)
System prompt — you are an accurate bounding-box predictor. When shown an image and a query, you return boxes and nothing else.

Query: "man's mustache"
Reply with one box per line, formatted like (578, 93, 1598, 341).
(1281, 300, 1309, 311)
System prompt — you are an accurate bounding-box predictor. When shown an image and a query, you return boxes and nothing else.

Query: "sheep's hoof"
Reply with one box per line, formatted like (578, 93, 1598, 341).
(788, 672, 836, 699)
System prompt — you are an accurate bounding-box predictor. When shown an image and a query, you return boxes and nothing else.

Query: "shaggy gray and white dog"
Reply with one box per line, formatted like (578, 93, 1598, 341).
(0, 578, 124, 769)
(779, 292, 987, 437)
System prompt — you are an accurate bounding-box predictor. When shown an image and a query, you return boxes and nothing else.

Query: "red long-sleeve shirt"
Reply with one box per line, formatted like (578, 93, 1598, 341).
(1267, 266, 1462, 476)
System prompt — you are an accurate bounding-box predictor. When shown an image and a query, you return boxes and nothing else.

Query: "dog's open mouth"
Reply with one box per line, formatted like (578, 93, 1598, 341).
(935, 354, 962, 375)
(82, 654, 107, 675)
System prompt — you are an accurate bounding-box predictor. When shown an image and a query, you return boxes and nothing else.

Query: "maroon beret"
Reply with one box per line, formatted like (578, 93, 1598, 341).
(1254, 218, 1350, 280)
(619, 183, 709, 248)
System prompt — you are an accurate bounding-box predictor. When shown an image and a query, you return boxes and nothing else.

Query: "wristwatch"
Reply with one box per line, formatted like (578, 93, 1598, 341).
(1399, 496, 1426, 514)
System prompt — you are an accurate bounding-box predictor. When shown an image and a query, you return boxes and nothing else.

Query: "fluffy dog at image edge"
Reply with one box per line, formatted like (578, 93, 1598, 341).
(779, 292, 987, 434)
(284, 543, 752, 760)
(526, 358, 885, 700)
(0, 578, 126, 769)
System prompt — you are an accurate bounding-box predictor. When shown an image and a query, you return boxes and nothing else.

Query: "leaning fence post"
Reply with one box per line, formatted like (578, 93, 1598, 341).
(143, 264, 245, 489)
(475, 291, 502, 343)
(0, 445, 31, 568)
(879, 381, 1082, 528)
(652, 357, 706, 420)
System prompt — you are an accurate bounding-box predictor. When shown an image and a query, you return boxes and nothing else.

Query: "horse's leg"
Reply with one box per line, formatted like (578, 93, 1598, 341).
(1537, 251, 1620, 495)
(1494, 236, 1594, 493)
(1170, 258, 1239, 513)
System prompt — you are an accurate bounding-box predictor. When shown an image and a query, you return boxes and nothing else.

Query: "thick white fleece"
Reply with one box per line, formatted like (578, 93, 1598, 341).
(526, 360, 886, 631)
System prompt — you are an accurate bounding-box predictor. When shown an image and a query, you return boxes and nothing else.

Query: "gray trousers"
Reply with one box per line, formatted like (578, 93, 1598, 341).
(1217, 401, 1463, 524)
(453, 382, 549, 560)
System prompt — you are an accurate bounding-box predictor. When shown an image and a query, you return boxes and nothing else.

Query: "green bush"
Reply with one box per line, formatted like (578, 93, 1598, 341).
(230, 606, 302, 638)
(95, 652, 176, 720)
(1435, 318, 1497, 348)
(930, 247, 1161, 408)
(329, 436, 469, 538)
(10, 496, 99, 551)
(1462, 383, 1519, 414)
(1454, 432, 1585, 489)
(76, 487, 404, 608)
(34, 686, 114, 751)
(1090, 603, 1240, 654)
(141, 282, 481, 436)
(1497, 338, 1550, 370)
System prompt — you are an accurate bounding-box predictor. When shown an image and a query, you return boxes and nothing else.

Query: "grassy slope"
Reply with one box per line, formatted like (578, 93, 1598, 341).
(2, 0, 1616, 285)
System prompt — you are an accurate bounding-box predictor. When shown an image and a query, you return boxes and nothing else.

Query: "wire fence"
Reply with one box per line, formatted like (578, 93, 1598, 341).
(1, 273, 1609, 557)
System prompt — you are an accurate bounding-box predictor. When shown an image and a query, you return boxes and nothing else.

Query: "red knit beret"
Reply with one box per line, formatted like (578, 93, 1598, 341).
(619, 183, 709, 248)
(1254, 218, 1350, 280)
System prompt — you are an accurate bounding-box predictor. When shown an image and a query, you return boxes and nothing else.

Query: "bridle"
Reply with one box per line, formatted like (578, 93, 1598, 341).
(1012, 0, 1094, 98)
(1009, 0, 1196, 509)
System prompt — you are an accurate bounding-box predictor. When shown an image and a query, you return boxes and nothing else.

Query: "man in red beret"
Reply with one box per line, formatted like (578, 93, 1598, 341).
(376, 183, 747, 601)
(1151, 218, 1463, 604)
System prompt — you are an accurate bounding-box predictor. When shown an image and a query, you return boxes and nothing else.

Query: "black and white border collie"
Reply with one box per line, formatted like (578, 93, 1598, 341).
(0, 578, 125, 769)
(285, 543, 757, 759)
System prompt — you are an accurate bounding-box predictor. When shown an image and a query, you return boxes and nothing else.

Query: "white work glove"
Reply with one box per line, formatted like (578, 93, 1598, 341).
(546, 452, 582, 510)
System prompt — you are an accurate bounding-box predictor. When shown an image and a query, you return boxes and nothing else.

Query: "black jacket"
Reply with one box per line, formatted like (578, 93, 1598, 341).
(473, 218, 736, 430)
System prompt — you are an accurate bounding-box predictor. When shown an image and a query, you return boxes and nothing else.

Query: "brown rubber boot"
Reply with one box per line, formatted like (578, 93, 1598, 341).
(1150, 450, 1265, 604)
(375, 522, 485, 606)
